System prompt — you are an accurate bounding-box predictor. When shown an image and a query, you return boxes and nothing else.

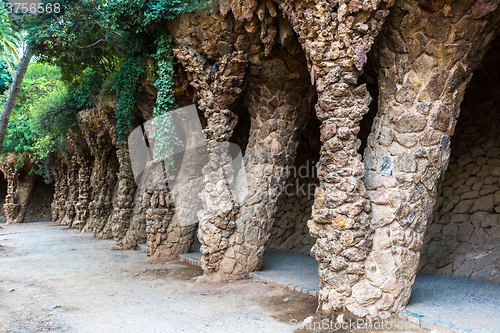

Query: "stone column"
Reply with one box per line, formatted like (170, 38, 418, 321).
(86, 141, 118, 238)
(146, 119, 208, 263)
(279, 0, 392, 318)
(79, 108, 120, 238)
(0, 156, 36, 224)
(173, 46, 248, 278)
(61, 154, 79, 227)
(217, 49, 316, 278)
(111, 149, 139, 249)
(1, 161, 20, 224)
(351, 1, 500, 318)
(74, 153, 92, 230)
(51, 162, 67, 224)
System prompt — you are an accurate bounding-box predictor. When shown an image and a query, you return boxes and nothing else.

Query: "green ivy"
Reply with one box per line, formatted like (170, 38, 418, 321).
(149, 35, 183, 170)
(114, 57, 145, 174)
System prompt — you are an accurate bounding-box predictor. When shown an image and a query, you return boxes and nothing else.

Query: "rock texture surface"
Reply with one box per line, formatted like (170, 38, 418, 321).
(420, 38, 500, 284)
(0, 156, 35, 225)
(267, 117, 321, 254)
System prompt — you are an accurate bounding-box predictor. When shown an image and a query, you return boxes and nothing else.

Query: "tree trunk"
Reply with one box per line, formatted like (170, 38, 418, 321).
(0, 48, 32, 154)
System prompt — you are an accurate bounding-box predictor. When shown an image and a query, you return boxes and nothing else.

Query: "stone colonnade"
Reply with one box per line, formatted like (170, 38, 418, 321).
(3, 0, 500, 321)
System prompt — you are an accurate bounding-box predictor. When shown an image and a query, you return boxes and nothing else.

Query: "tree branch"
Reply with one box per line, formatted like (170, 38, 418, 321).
(76, 39, 106, 49)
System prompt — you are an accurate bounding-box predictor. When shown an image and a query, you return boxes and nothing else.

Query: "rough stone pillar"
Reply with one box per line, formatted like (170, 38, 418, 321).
(145, 185, 176, 262)
(173, 45, 248, 278)
(217, 49, 316, 278)
(111, 149, 139, 249)
(169, 0, 318, 279)
(86, 142, 118, 238)
(79, 108, 120, 238)
(352, 1, 500, 318)
(279, 0, 392, 318)
(60, 154, 79, 227)
(282, 0, 500, 319)
(0, 156, 36, 224)
(74, 153, 92, 230)
(51, 161, 67, 224)
(146, 120, 208, 263)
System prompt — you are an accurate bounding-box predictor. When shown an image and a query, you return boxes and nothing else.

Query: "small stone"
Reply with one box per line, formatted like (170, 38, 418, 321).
(470, 195, 495, 213)
(494, 190, 500, 206)
(351, 281, 382, 306)
(425, 12, 451, 41)
(470, 145, 485, 157)
(457, 153, 472, 166)
(452, 199, 474, 214)
(457, 222, 474, 242)
(487, 147, 500, 158)
(480, 185, 498, 196)
(491, 167, 500, 177)
(430, 104, 453, 131)
(395, 86, 418, 107)
(461, 191, 479, 200)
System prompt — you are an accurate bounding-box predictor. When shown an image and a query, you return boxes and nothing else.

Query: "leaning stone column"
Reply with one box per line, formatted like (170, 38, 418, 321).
(173, 46, 248, 279)
(74, 153, 92, 230)
(1, 160, 20, 224)
(350, 2, 500, 318)
(146, 119, 208, 263)
(51, 162, 67, 224)
(79, 108, 120, 238)
(217, 49, 316, 278)
(61, 154, 79, 227)
(111, 149, 139, 249)
(280, 0, 392, 318)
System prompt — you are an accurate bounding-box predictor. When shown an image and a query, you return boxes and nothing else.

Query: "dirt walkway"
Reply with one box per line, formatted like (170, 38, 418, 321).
(0, 222, 318, 333)
(0, 223, 430, 333)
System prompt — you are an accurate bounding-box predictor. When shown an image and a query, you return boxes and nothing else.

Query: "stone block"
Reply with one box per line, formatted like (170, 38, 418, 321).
(484, 176, 498, 185)
(457, 221, 474, 242)
(457, 152, 472, 166)
(491, 167, 500, 177)
(480, 184, 498, 196)
(452, 260, 475, 279)
(495, 190, 500, 205)
(472, 179, 484, 191)
(452, 199, 474, 214)
(487, 147, 500, 158)
(470, 195, 494, 213)
(351, 281, 382, 306)
(461, 191, 479, 200)
(470, 145, 485, 157)
(476, 156, 490, 166)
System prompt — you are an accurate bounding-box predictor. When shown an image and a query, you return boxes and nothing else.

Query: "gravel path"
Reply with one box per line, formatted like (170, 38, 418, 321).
(0, 222, 317, 333)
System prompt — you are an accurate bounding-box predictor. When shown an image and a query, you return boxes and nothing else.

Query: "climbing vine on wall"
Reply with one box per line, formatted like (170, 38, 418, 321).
(115, 57, 145, 170)
(150, 35, 183, 169)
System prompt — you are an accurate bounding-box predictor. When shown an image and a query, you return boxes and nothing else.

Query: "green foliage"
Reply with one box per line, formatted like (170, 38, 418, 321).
(115, 57, 145, 144)
(0, 2, 22, 75)
(13, 0, 213, 177)
(153, 35, 176, 115)
(2, 63, 102, 179)
(2, 62, 66, 157)
(107, 0, 210, 55)
(26, 0, 123, 81)
(0, 58, 11, 93)
(99, 71, 118, 101)
(149, 35, 182, 168)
